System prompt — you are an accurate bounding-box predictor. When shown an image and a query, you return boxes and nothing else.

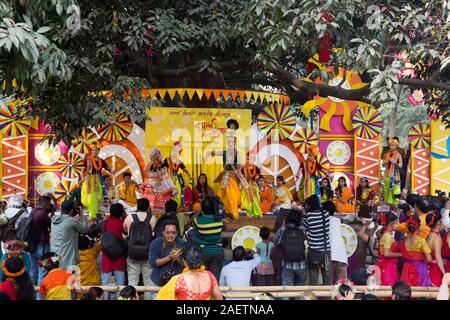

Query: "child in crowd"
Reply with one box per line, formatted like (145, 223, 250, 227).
(118, 285, 139, 300)
(255, 226, 274, 286)
(0, 241, 31, 280)
(83, 287, 104, 300)
(39, 252, 76, 300)
(78, 225, 102, 287)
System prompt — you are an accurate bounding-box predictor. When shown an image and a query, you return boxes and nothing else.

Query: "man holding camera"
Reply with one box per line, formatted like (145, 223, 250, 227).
(50, 200, 89, 270)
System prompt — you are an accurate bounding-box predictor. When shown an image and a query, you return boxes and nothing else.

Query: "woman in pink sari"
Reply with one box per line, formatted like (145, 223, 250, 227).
(375, 212, 403, 285)
(399, 215, 432, 287)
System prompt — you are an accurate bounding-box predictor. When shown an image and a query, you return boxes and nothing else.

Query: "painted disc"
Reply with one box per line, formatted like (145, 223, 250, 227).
(231, 226, 262, 252)
(258, 102, 296, 139)
(291, 128, 318, 154)
(408, 123, 431, 149)
(352, 106, 383, 139)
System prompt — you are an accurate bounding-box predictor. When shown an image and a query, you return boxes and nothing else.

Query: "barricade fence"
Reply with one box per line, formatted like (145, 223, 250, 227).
(33, 285, 442, 299)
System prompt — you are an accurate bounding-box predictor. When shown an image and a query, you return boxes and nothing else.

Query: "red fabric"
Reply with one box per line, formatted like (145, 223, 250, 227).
(0, 280, 17, 300)
(142, 186, 172, 211)
(399, 240, 426, 261)
(428, 258, 443, 287)
(183, 187, 199, 207)
(376, 240, 399, 286)
(442, 232, 450, 258)
(175, 271, 217, 300)
(399, 240, 426, 287)
(101, 216, 126, 272)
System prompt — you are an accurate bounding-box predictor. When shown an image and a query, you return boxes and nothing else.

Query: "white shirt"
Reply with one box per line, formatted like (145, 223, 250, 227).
(329, 216, 347, 264)
(4, 207, 32, 230)
(442, 209, 450, 229)
(219, 255, 261, 287)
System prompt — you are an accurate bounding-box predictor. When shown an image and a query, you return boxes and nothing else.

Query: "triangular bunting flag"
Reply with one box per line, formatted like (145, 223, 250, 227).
(221, 90, 230, 100)
(176, 88, 186, 100)
(195, 89, 204, 100)
(230, 90, 239, 100)
(148, 89, 157, 99)
(140, 89, 149, 99)
(212, 90, 222, 101)
(186, 89, 196, 100)
(204, 90, 213, 100)
(157, 89, 167, 99)
(167, 89, 177, 100)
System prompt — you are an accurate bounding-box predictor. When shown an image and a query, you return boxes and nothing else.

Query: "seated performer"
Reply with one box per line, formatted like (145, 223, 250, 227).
(382, 139, 402, 205)
(180, 175, 199, 212)
(240, 151, 262, 218)
(209, 119, 246, 219)
(335, 176, 355, 214)
(355, 177, 376, 218)
(142, 147, 178, 213)
(320, 177, 334, 204)
(195, 173, 215, 201)
(258, 176, 274, 214)
(274, 176, 292, 211)
(118, 172, 138, 207)
(81, 142, 114, 219)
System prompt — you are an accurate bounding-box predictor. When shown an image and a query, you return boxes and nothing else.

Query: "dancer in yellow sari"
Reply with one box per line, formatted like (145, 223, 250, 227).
(240, 152, 262, 218)
(81, 143, 114, 220)
(382, 139, 402, 204)
(335, 176, 356, 213)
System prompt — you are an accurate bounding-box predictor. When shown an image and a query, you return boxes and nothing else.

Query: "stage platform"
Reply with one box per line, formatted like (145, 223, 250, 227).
(223, 213, 277, 238)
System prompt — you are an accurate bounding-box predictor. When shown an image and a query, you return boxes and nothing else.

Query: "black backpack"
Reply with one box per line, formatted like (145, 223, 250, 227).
(153, 212, 180, 239)
(281, 225, 306, 262)
(127, 214, 152, 261)
(16, 212, 40, 253)
(100, 220, 127, 261)
(0, 209, 25, 242)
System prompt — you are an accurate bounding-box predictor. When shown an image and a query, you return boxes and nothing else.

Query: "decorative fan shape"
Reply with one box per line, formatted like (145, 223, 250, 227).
(258, 102, 296, 139)
(59, 152, 84, 179)
(97, 113, 133, 142)
(54, 179, 78, 204)
(316, 153, 330, 179)
(0, 102, 30, 136)
(291, 128, 318, 153)
(72, 128, 97, 154)
(408, 123, 431, 149)
(352, 106, 383, 139)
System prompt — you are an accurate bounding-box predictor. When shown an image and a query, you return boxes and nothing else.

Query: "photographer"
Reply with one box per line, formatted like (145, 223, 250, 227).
(50, 200, 88, 270)
(192, 196, 225, 281)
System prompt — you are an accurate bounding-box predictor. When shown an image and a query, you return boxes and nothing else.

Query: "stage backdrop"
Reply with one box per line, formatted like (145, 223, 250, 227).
(146, 107, 252, 193)
(430, 119, 450, 195)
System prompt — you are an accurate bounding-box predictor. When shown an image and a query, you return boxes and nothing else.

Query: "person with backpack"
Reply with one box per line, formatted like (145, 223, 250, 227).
(50, 200, 88, 270)
(304, 195, 332, 285)
(100, 203, 127, 300)
(153, 200, 182, 239)
(123, 198, 153, 300)
(1, 195, 31, 244)
(275, 210, 306, 286)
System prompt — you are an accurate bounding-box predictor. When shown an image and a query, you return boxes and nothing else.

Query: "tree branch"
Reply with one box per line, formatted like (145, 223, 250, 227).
(155, 59, 248, 78)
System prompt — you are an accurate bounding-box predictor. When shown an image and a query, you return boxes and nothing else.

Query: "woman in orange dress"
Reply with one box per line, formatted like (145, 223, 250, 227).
(426, 212, 446, 287)
(335, 176, 355, 213)
(375, 212, 402, 285)
(399, 215, 432, 287)
(257, 176, 274, 214)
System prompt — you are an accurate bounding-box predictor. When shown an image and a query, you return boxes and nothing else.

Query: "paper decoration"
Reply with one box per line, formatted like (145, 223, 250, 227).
(59, 152, 84, 179)
(352, 106, 383, 139)
(327, 141, 351, 165)
(54, 179, 78, 204)
(258, 102, 296, 139)
(0, 103, 30, 136)
(35, 141, 61, 166)
(35, 172, 60, 196)
(97, 113, 133, 142)
(408, 123, 431, 149)
(291, 128, 318, 153)
(231, 226, 262, 251)
(72, 128, 97, 154)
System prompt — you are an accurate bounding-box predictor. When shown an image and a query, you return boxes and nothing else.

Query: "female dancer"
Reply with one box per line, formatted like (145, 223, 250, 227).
(296, 145, 323, 203)
(382, 139, 402, 204)
(375, 212, 402, 285)
(81, 142, 114, 219)
(399, 215, 432, 287)
(426, 212, 446, 286)
(240, 152, 262, 218)
(142, 147, 178, 212)
(167, 141, 192, 207)
(335, 177, 355, 213)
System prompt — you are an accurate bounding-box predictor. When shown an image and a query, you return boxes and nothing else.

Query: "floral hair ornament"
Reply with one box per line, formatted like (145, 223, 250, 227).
(39, 255, 61, 268)
(406, 216, 420, 231)
(388, 138, 399, 147)
(331, 278, 355, 300)
(1, 259, 26, 278)
(5, 240, 27, 251)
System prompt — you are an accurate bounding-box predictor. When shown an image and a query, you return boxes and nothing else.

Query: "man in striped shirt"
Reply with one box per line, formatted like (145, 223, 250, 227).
(192, 197, 225, 280)
(304, 195, 332, 285)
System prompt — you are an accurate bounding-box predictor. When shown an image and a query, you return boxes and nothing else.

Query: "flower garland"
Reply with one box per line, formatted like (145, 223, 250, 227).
(39, 255, 61, 268)
(1, 258, 26, 278)
(91, 155, 103, 172)
(245, 164, 257, 179)
(330, 278, 355, 300)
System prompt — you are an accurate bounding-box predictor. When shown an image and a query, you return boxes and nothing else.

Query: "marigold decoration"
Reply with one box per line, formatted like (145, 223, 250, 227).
(352, 106, 383, 139)
(302, 54, 368, 132)
(39, 255, 61, 268)
(0, 102, 31, 136)
(408, 123, 431, 149)
(54, 179, 78, 204)
(331, 278, 355, 300)
(291, 128, 319, 154)
(407, 89, 424, 107)
(257, 102, 296, 139)
(72, 128, 97, 154)
(1, 259, 26, 278)
(59, 152, 84, 179)
(96, 113, 133, 142)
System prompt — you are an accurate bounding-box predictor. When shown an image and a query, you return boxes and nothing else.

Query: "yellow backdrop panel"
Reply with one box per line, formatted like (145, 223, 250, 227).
(146, 107, 252, 193)
(430, 119, 450, 195)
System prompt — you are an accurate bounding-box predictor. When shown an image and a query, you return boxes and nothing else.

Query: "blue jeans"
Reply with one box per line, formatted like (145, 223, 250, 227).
(30, 243, 50, 300)
(101, 270, 126, 300)
(282, 268, 307, 286)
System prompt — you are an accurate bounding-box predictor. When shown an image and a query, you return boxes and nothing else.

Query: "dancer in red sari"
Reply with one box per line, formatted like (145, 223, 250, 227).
(375, 212, 402, 285)
(426, 212, 446, 287)
(399, 215, 432, 287)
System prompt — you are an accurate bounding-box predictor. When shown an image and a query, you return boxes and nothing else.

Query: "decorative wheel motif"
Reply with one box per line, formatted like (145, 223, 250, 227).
(96, 113, 133, 142)
(54, 179, 78, 204)
(408, 123, 431, 149)
(352, 106, 383, 139)
(72, 128, 97, 154)
(59, 152, 84, 179)
(326, 141, 351, 165)
(0, 102, 30, 136)
(35, 141, 61, 165)
(232, 226, 262, 251)
(316, 153, 331, 179)
(258, 102, 296, 139)
(291, 128, 318, 154)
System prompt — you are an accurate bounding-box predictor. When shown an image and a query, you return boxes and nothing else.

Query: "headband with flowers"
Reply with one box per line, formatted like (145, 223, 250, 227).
(39, 255, 61, 268)
(331, 278, 355, 300)
(5, 240, 27, 251)
(1, 259, 26, 278)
